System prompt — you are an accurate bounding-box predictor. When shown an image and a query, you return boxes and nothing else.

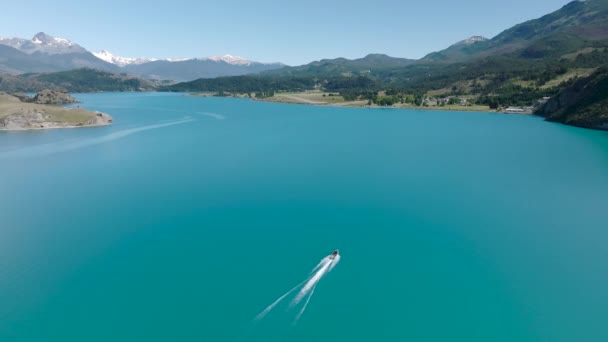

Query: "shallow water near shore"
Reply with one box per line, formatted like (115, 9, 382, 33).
(1, 92, 607, 341)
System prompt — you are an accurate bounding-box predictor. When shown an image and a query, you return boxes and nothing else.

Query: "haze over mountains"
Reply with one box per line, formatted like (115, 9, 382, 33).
(121, 56, 284, 81)
(0, 32, 285, 81)
(0, 32, 117, 74)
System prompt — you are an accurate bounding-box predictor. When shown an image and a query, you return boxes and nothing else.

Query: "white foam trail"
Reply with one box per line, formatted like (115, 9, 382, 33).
(254, 252, 340, 323)
(329, 255, 340, 272)
(197, 112, 225, 120)
(254, 274, 314, 321)
(69, 118, 194, 147)
(0, 118, 195, 160)
(310, 257, 330, 275)
(292, 260, 332, 307)
(292, 284, 317, 325)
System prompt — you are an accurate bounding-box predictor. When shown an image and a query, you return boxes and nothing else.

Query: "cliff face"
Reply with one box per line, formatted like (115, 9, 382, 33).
(536, 68, 608, 130)
(0, 93, 112, 130)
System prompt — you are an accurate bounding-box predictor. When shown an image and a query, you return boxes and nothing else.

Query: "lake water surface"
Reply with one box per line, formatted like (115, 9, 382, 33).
(1, 92, 607, 341)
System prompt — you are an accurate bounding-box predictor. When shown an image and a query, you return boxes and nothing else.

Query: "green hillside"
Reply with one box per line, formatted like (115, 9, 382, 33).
(263, 54, 415, 77)
(163, 1, 608, 130)
(536, 68, 608, 129)
(163, 75, 315, 93)
(0, 68, 157, 93)
(423, 0, 608, 62)
(32, 68, 156, 92)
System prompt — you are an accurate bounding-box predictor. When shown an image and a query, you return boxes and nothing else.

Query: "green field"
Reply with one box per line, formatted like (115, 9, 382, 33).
(541, 68, 597, 89)
(269, 91, 347, 104)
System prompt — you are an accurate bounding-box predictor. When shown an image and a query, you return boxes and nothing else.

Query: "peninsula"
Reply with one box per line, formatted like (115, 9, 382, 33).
(0, 92, 112, 130)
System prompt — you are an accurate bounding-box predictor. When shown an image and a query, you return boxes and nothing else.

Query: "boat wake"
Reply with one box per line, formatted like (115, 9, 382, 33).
(197, 112, 225, 120)
(0, 118, 194, 159)
(254, 250, 340, 325)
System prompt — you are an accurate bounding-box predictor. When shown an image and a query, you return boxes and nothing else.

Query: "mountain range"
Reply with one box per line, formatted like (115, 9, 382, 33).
(3, 1, 608, 81)
(0, 0, 607, 129)
(164, 0, 608, 129)
(120, 56, 284, 81)
(0, 33, 284, 81)
(0, 32, 118, 74)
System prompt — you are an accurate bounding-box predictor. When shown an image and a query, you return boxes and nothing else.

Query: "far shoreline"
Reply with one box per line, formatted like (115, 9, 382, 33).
(185, 91, 608, 131)
(188, 91, 530, 115)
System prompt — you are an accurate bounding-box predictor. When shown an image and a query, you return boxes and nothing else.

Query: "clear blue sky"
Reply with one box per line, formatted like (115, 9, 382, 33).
(1, 0, 571, 65)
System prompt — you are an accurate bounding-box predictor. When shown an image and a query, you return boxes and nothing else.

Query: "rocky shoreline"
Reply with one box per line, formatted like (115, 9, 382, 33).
(0, 110, 112, 130)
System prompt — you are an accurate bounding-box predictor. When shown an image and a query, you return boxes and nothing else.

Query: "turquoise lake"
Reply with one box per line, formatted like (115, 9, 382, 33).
(1, 92, 607, 341)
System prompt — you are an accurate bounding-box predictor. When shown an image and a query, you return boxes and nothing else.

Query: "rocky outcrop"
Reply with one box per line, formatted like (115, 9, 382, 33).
(91, 112, 113, 126)
(536, 68, 608, 130)
(0, 110, 47, 130)
(32, 89, 77, 104)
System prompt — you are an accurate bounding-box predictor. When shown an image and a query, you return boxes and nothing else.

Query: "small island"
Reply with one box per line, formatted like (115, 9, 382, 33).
(0, 90, 112, 131)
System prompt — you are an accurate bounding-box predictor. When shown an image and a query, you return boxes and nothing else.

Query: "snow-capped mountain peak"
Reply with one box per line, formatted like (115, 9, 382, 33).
(31, 32, 75, 46)
(165, 58, 191, 62)
(92, 52, 263, 66)
(0, 32, 86, 55)
(452, 36, 489, 47)
(93, 50, 155, 67)
(205, 54, 255, 66)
